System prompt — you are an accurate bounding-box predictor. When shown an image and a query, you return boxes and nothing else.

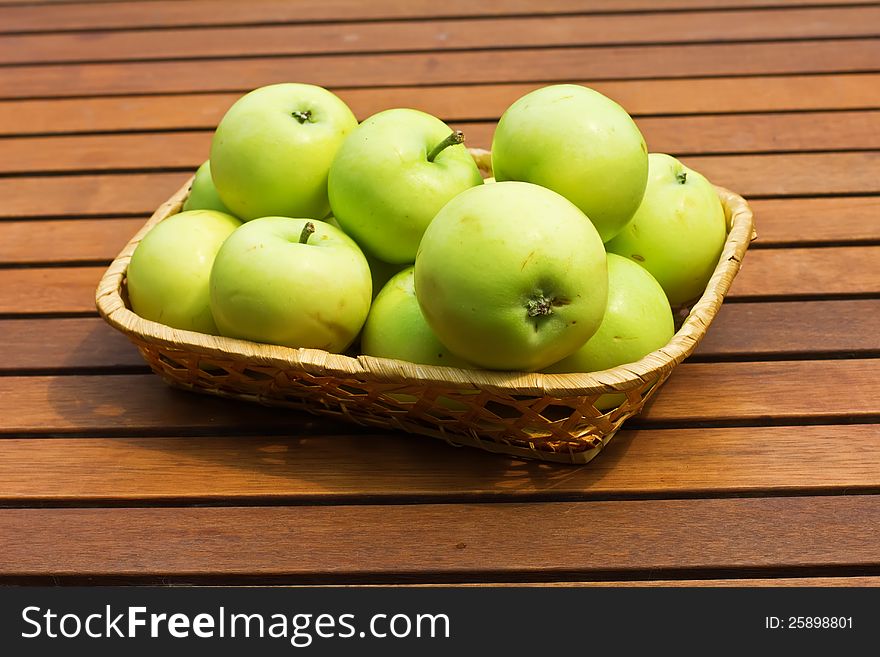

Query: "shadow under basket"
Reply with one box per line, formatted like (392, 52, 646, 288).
(96, 149, 756, 465)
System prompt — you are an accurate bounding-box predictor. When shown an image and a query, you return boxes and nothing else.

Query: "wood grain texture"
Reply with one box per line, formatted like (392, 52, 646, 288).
(0, 218, 142, 264)
(1, 0, 872, 33)
(4, 7, 880, 65)
(694, 300, 880, 357)
(0, 360, 876, 435)
(5, 111, 880, 175)
(5, 74, 880, 136)
(729, 247, 880, 298)
(0, 266, 105, 313)
(683, 151, 880, 196)
(1, 425, 878, 504)
(2, 496, 878, 578)
(0, 317, 143, 370)
(3, 152, 877, 219)
(749, 196, 880, 244)
(3, 300, 875, 373)
(2, 39, 879, 99)
(643, 359, 879, 423)
(0, 172, 185, 218)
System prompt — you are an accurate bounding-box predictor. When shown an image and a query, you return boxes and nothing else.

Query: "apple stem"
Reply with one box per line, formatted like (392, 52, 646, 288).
(676, 171, 688, 184)
(292, 109, 312, 124)
(427, 130, 465, 162)
(526, 295, 554, 318)
(299, 222, 316, 245)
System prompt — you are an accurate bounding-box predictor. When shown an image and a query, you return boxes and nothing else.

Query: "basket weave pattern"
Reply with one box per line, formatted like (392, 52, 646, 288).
(96, 151, 755, 464)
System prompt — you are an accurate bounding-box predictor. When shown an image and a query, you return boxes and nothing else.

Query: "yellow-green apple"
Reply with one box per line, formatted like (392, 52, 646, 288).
(544, 254, 674, 409)
(491, 84, 648, 242)
(362, 267, 472, 368)
(328, 109, 483, 264)
(209, 217, 371, 351)
(127, 209, 241, 334)
(606, 153, 727, 306)
(414, 181, 608, 371)
(182, 160, 234, 215)
(210, 83, 357, 221)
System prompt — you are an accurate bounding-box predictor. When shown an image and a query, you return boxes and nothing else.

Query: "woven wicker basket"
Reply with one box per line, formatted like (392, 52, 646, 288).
(96, 149, 755, 464)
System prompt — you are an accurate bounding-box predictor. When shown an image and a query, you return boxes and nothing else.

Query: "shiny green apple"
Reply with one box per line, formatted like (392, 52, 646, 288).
(209, 217, 371, 351)
(127, 209, 241, 334)
(491, 84, 648, 242)
(210, 83, 357, 221)
(414, 181, 608, 371)
(182, 160, 234, 215)
(362, 267, 472, 368)
(606, 153, 727, 306)
(544, 254, 674, 409)
(328, 108, 483, 264)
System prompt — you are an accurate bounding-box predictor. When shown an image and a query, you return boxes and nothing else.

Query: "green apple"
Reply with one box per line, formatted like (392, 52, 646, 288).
(491, 84, 648, 242)
(209, 217, 371, 351)
(210, 83, 357, 221)
(544, 254, 674, 409)
(127, 209, 241, 334)
(328, 108, 484, 264)
(414, 181, 608, 371)
(606, 153, 727, 306)
(182, 160, 234, 215)
(362, 267, 472, 368)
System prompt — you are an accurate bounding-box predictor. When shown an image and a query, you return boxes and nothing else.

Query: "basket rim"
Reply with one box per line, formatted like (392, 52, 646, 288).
(95, 153, 755, 397)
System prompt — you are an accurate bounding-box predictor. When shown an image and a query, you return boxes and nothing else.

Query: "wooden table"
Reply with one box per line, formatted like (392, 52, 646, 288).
(0, 0, 878, 586)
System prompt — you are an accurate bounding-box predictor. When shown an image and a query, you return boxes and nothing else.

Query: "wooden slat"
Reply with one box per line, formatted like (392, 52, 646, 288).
(5, 75, 880, 137)
(0, 218, 142, 263)
(3, 153, 878, 219)
(3, 245, 876, 315)
(695, 300, 880, 357)
(0, 317, 142, 370)
(3, 39, 879, 99)
(0, 360, 876, 435)
(749, 196, 880, 244)
(4, 300, 876, 373)
(1, 425, 878, 503)
(1, 496, 878, 578)
(0, 373, 344, 435)
(1, 0, 872, 33)
(683, 151, 880, 196)
(4, 111, 880, 175)
(4, 7, 880, 65)
(0, 266, 105, 314)
(643, 359, 879, 423)
(0, 172, 184, 218)
(729, 247, 880, 298)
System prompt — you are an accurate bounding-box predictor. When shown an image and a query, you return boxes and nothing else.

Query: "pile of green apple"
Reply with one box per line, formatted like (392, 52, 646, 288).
(128, 82, 727, 399)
